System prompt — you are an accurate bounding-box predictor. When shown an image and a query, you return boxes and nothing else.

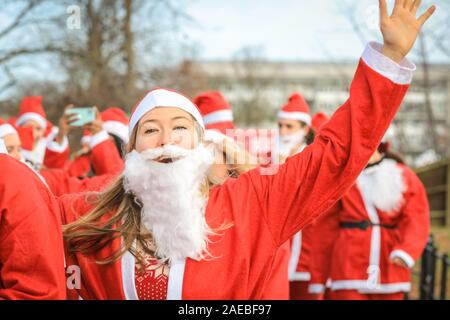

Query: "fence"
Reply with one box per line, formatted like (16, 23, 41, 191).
(417, 235, 449, 300)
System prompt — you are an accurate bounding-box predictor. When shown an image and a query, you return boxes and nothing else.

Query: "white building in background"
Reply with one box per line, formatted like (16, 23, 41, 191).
(192, 60, 450, 167)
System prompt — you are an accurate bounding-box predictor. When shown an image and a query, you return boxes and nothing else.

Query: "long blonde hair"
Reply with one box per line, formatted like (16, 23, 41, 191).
(63, 123, 255, 265)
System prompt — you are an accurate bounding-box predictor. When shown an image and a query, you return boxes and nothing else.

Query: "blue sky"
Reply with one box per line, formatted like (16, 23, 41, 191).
(184, 0, 448, 62)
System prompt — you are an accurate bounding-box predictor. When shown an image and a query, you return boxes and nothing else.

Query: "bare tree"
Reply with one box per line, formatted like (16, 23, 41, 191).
(230, 46, 275, 127)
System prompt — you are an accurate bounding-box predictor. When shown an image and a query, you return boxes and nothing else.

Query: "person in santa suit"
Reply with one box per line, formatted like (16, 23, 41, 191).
(59, 1, 434, 300)
(308, 139, 430, 300)
(12, 96, 63, 170)
(0, 140, 66, 299)
(275, 92, 318, 300)
(1, 119, 115, 196)
(45, 107, 127, 177)
(0, 119, 23, 161)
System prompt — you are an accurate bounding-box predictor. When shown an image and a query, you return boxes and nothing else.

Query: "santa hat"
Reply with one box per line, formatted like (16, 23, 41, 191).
(81, 129, 92, 145)
(129, 88, 204, 136)
(15, 96, 47, 129)
(0, 118, 18, 138)
(278, 93, 311, 126)
(0, 138, 6, 154)
(101, 107, 129, 144)
(312, 112, 329, 132)
(194, 91, 234, 134)
(0, 119, 34, 151)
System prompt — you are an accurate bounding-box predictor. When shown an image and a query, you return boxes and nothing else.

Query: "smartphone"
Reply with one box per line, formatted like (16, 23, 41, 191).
(65, 107, 96, 127)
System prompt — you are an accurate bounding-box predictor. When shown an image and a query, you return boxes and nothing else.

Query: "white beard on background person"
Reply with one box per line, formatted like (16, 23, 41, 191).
(357, 158, 406, 214)
(278, 130, 306, 158)
(123, 143, 215, 262)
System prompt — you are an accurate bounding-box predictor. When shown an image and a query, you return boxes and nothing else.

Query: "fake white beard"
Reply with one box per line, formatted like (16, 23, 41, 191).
(123, 144, 215, 262)
(357, 158, 406, 214)
(278, 131, 306, 157)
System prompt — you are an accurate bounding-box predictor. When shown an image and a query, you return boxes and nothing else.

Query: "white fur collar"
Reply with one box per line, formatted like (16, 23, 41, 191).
(356, 159, 406, 214)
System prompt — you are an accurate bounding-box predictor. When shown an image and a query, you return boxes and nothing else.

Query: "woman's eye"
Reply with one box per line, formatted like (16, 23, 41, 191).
(174, 126, 187, 131)
(144, 128, 158, 134)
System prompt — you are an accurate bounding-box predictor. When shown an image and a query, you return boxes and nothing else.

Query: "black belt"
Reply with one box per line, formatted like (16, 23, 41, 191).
(340, 220, 397, 231)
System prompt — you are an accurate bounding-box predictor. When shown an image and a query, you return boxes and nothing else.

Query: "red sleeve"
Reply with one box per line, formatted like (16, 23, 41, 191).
(67, 154, 92, 178)
(43, 136, 70, 169)
(0, 157, 66, 300)
(90, 139, 123, 176)
(40, 169, 116, 197)
(308, 201, 341, 294)
(390, 167, 430, 268)
(44, 147, 70, 169)
(246, 57, 411, 246)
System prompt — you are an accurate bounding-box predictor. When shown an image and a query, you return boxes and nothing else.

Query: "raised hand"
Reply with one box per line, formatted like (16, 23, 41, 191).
(379, 0, 436, 63)
(83, 106, 104, 135)
(55, 104, 77, 144)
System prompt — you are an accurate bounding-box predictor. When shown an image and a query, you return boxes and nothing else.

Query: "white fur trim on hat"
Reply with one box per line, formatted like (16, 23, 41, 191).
(203, 110, 233, 126)
(16, 112, 47, 129)
(129, 89, 205, 136)
(103, 121, 129, 144)
(0, 138, 7, 154)
(277, 111, 312, 126)
(0, 123, 18, 138)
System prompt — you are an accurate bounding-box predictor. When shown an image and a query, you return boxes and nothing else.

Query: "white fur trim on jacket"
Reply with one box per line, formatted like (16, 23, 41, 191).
(390, 249, 415, 269)
(167, 259, 186, 300)
(121, 250, 139, 300)
(16, 112, 47, 129)
(46, 136, 69, 153)
(331, 280, 411, 294)
(362, 42, 416, 85)
(308, 283, 326, 294)
(89, 130, 110, 149)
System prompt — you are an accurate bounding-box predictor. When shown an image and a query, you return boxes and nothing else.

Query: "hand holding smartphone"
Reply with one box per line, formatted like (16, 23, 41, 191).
(65, 107, 97, 127)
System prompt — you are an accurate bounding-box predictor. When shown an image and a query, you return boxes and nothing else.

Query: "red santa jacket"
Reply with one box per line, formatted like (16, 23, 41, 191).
(59, 43, 414, 300)
(39, 169, 116, 197)
(308, 159, 430, 295)
(44, 131, 123, 176)
(0, 155, 66, 299)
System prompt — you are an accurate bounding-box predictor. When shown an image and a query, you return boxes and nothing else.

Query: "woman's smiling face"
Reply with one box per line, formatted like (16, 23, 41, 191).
(135, 107, 200, 156)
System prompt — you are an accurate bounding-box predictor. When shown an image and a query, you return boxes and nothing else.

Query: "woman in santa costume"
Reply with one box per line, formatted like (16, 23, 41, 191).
(0, 140, 66, 299)
(60, 1, 434, 300)
(308, 139, 430, 300)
